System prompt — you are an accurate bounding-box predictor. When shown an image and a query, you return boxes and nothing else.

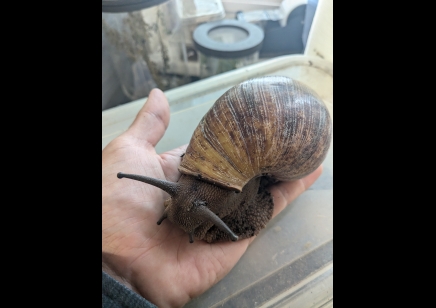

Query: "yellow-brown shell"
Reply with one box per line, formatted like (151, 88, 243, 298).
(178, 76, 332, 192)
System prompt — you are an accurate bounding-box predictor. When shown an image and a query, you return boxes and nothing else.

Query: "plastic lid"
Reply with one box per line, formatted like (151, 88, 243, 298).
(193, 20, 264, 58)
(176, 0, 225, 25)
(102, 0, 169, 13)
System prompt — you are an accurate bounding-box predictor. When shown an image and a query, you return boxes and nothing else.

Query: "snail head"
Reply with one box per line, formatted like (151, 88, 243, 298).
(117, 172, 238, 243)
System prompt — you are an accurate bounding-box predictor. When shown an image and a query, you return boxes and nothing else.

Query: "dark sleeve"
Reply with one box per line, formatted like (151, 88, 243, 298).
(102, 271, 157, 308)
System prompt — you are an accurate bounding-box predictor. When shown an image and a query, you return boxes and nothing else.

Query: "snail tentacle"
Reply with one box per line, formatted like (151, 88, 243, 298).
(117, 172, 179, 197)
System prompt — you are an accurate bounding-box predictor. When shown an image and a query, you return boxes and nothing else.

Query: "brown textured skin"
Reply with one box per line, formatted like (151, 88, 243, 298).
(162, 174, 275, 243)
(196, 177, 275, 243)
(158, 76, 332, 243)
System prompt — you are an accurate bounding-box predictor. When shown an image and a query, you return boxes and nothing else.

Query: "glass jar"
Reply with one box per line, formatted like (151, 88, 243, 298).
(175, 0, 225, 77)
(193, 19, 264, 79)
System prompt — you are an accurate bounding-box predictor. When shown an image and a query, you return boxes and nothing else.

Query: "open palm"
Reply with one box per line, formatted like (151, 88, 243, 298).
(102, 89, 323, 308)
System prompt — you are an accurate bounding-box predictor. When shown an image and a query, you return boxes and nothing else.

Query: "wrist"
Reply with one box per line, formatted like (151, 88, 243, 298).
(102, 256, 139, 295)
(102, 265, 159, 308)
(102, 260, 181, 308)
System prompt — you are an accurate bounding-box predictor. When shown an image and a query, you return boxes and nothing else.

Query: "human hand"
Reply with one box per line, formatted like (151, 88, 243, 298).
(102, 88, 323, 308)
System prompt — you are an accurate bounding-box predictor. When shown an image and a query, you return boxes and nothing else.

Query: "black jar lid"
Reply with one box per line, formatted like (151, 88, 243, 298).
(102, 0, 169, 13)
(193, 19, 264, 59)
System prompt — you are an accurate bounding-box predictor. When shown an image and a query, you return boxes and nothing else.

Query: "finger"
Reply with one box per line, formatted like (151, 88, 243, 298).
(160, 144, 188, 158)
(127, 88, 170, 147)
(270, 164, 323, 218)
(159, 144, 188, 182)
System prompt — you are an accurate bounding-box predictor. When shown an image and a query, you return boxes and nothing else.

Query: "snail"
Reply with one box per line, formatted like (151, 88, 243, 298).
(117, 76, 332, 243)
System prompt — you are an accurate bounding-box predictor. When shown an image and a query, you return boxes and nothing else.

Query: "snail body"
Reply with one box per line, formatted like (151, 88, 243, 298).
(118, 76, 332, 243)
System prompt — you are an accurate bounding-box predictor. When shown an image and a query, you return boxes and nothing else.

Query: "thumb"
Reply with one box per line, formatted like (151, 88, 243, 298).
(127, 88, 170, 147)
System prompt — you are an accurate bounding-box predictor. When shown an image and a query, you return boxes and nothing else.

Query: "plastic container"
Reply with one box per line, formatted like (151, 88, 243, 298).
(102, 0, 190, 100)
(302, 0, 318, 48)
(193, 19, 264, 78)
(232, 0, 300, 28)
(234, 0, 308, 58)
(173, 0, 225, 77)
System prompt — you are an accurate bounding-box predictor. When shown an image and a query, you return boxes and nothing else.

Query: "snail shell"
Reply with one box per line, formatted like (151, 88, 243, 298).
(179, 76, 332, 191)
(118, 76, 332, 243)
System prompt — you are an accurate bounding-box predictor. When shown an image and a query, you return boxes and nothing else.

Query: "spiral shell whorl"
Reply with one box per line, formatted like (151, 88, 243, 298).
(178, 76, 332, 192)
